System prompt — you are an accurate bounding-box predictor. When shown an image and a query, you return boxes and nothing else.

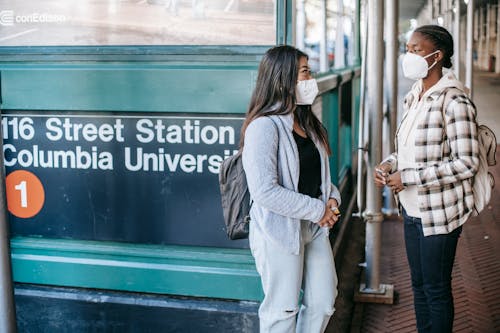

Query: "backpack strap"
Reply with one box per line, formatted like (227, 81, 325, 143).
(247, 116, 281, 209)
(441, 87, 464, 120)
(441, 88, 497, 166)
(440, 87, 470, 152)
(478, 124, 497, 166)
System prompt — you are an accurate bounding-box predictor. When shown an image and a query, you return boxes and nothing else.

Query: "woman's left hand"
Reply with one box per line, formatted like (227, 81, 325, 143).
(327, 198, 339, 209)
(386, 171, 405, 193)
(325, 198, 341, 228)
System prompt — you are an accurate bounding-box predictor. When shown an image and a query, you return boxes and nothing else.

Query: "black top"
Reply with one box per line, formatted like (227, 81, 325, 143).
(293, 131, 322, 198)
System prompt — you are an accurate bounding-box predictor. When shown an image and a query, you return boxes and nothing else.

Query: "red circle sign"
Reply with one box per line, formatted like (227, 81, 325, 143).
(6, 170, 45, 218)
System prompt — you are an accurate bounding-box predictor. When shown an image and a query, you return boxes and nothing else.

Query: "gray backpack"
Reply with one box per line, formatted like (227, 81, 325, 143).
(218, 116, 279, 240)
(218, 150, 251, 240)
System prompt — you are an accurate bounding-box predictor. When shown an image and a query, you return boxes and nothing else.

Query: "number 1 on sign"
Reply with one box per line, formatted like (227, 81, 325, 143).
(6, 170, 45, 219)
(15, 181, 28, 208)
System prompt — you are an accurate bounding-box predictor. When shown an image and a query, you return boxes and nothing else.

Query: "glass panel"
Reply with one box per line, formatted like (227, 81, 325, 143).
(296, 0, 327, 72)
(343, 0, 356, 67)
(0, 0, 276, 46)
(327, 0, 355, 68)
(326, 0, 338, 69)
(296, 0, 356, 72)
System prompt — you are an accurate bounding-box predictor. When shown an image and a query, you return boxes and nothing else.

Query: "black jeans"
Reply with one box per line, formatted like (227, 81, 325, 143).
(402, 208, 462, 333)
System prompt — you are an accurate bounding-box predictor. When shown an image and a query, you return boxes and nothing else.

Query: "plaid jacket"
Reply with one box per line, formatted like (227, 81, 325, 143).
(383, 73, 480, 236)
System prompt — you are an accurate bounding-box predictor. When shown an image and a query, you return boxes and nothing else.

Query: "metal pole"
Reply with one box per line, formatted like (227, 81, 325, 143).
(353, 0, 362, 66)
(357, 0, 368, 216)
(449, 0, 454, 31)
(364, 0, 384, 293)
(496, 3, 500, 74)
(319, 0, 328, 72)
(281, 0, 288, 45)
(387, 2, 398, 167)
(335, 0, 346, 69)
(465, 0, 474, 98)
(448, 0, 461, 31)
(296, 0, 305, 50)
(0, 106, 17, 332)
(478, 7, 484, 70)
(454, 0, 461, 79)
(383, 0, 398, 215)
(291, 0, 296, 48)
(485, 4, 491, 71)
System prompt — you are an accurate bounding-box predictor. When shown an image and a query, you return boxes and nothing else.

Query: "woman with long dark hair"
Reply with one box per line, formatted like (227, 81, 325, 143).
(375, 25, 480, 333)
(241, 45, 341, 333)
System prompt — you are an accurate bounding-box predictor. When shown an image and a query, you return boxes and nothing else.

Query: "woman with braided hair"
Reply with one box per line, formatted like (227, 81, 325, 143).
(374, 25, 480, 333)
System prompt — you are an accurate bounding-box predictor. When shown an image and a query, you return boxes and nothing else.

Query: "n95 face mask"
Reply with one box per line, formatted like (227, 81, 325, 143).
(296, 79, 319, 105)
(401, 50, 440, 80)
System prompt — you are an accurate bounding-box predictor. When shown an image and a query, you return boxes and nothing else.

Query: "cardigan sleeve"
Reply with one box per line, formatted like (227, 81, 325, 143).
(329, 183, 342, 206)
(242, 117, 325, 223)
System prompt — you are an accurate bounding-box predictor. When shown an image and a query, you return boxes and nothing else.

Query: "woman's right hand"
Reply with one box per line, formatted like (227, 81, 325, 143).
(374, 163, 391, 187)
(318, 204, 340, 228)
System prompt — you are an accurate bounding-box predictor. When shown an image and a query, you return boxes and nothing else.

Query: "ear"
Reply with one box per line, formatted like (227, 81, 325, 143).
(435, 50, 444, 62)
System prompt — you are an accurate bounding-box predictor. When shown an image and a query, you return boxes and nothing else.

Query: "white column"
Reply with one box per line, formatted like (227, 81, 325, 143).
(296, 0, 306, 50)
(364, 0, 384, 293)
(474, 8, 478, 41)
(335, 0, 346, 69)
(485, 4, 491, 70)
(478, 7, 484, 69)
(384, 0, 398, 214)
(441, 0, 447, 26)
(442, 0, 447, 26)
(454, 0, 461, 78)
(319, 1, 328, 71)
(385, 0, 398, 145)
(466, 0, 475, 98)
(448, 0, 453, 31)
(496, 3, 500, 73)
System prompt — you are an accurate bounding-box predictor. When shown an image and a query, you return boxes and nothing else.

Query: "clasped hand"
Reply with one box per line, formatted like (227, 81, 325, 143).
(318, 198, 340, 228)
(374, 163, 405, 193)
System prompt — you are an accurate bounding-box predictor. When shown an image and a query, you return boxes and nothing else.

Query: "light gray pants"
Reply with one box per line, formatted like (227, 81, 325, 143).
(249, 220, 338, 333)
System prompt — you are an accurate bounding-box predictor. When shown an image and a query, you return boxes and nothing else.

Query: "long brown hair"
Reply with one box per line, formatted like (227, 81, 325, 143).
(240, 45, 331, 155)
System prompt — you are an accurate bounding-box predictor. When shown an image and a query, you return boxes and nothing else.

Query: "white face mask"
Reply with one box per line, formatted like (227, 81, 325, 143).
(401, 50, 440, 80)
(296, 79, 319, 105)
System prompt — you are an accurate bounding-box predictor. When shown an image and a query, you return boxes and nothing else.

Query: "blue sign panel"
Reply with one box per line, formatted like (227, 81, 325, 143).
(2, 112, 248, 248)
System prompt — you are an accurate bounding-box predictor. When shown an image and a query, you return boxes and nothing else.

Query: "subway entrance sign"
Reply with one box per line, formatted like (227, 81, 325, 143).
(2, 111, 248, 248)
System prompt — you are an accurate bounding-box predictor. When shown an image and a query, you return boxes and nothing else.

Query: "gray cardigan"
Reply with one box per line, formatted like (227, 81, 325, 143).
(242, 113, 341, 255)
